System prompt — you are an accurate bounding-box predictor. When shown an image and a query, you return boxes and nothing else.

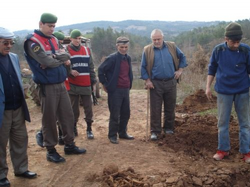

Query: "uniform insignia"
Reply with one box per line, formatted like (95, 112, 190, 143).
(30, 43, 36, 48)
(33, 46, 40, 53)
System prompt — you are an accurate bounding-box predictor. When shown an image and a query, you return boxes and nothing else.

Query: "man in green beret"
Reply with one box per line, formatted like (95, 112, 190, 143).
(35, 31, 69, 147)
(24, 13, 86, 164)
(54, 31, 67, 51)
(53, 31, 65, 49)
(40, 12, 58, 23)
(66, 29, 97, 139)
(53, 31, 65, 41)
(206, 22, 250, 163)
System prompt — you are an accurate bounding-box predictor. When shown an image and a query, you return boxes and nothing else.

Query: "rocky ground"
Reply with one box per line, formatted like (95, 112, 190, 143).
(5, 89, 250, 187)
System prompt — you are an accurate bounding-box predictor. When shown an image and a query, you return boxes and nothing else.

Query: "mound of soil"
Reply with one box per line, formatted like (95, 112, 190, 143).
(6, 89, 250, 187)
(176, 89, 217, 113)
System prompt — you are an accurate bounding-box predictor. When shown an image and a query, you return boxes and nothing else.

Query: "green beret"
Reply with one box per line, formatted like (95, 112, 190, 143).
(225, 22, 243, 40)
(116, 36, 129, 44)
(40, 13, 57, 23)
(70, 29, 82, 39)
(53, 31, 65, 40)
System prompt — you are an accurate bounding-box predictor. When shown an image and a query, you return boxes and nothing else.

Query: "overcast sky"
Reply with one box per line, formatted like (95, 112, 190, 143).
(1, 0, 250, 32)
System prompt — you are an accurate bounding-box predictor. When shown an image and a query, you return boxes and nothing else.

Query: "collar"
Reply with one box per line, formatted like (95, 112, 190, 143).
(34, 29, 51, 39)
(153, 42, 166, 49)
(69, 43, 81, 51)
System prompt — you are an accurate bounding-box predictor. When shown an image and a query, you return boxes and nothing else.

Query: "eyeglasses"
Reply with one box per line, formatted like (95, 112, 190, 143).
(0, 40, 15, 46)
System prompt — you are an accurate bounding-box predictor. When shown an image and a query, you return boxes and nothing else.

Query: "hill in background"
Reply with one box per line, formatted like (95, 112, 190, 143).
(14, 20, 220, 39)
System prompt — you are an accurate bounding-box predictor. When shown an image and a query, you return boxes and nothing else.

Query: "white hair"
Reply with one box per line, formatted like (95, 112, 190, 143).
(150, 29, 164, 38)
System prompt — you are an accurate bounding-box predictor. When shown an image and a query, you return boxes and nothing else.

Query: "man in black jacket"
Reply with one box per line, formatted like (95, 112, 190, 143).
(98, 36, 134, 144)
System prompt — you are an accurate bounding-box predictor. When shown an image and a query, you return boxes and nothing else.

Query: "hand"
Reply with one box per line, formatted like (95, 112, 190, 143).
(174, 68, 183, 79)
(206, 87, 213, 101)
(71, 70, 79, 77)
(64, 60, 71, 66)
(91, 83, 96, 93)
(145, 79, 154, 89)
(59, 48, 66, 53)
(40, 64, 47, 69)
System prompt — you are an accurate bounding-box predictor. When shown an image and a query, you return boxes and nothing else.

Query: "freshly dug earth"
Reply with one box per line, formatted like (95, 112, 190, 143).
(6, 89, 250, 187)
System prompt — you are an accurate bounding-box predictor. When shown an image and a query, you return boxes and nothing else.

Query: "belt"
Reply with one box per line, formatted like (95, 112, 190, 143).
(153, 77, 174, 82)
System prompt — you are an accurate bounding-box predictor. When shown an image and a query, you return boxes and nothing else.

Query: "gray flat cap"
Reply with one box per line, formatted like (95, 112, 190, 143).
(116, 36, 129, 44)
(0, 27, 15, 39)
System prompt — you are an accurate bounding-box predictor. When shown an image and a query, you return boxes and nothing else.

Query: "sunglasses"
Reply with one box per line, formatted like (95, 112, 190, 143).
(0, 40, 15, 46)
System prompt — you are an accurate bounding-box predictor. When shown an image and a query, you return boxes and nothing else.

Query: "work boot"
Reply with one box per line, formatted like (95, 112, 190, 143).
(87, 123, 94, 139)
(36, 130, 44, 148)
(58, 137, 64, 145)
(119, 133, 134, 140)
(64, 142, 86, 155)
(0, 178, 10, 187)
(150, 133, 158, 141)
(109, 136, 119, 144)
(46, 148, 65, 163)
(87, 131, 94, 139)
(74, 123, 78, 137)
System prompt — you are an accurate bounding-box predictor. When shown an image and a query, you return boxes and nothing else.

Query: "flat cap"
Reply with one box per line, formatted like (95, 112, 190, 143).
(53, 31, 65, 40)
(40, 13, 57, 23)
(70, 29, 82, 39)
(225, 22, 243, 41)
(116, 36, 129, 44)
(0, 27, 15, 39)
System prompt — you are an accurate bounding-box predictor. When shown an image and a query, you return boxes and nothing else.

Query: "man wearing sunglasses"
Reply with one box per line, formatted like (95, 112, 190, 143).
(0, 27, 37, 187)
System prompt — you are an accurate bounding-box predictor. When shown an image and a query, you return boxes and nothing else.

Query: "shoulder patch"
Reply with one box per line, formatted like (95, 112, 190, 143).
(33, 46, 40, 53)
(31, 43, 40, 53)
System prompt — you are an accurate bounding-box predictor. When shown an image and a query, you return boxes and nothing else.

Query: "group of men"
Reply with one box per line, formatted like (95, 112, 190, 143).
(0, 11, 250, 187)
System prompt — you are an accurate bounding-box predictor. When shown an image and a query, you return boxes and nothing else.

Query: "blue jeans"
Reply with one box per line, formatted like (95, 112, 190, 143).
(217, 92, 250, 154)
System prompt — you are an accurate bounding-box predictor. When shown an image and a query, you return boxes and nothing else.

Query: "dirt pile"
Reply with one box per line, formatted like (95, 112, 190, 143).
(6, 89, 250, 187)
(101, 165, 146, 187)
(88, 110, 249, 187)
(176, 89, 217, 113)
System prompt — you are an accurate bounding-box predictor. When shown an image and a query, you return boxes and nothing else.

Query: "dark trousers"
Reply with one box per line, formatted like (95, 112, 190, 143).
(70, 94, 93, 124)
(108, 88, 130, 138)
(39, 83, 74, 148)
(150, 79, 177, 133)
(0, 107, 28, 179)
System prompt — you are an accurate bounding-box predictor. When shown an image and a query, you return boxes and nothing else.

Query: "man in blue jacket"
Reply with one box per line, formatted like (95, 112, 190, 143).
(0, 27, 37, 187)
(206, 22, 250, 163)
(24, 13, 86, 163)
(98, 36, 134, 144)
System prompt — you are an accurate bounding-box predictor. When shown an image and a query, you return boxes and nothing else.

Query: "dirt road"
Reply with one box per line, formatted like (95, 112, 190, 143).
(6, 89, 250, 187)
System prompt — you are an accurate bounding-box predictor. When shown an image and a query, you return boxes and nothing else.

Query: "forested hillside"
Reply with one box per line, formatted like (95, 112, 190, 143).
(172, 19, 250, 100)
(13, 19, 250, 97)
(14, 20, 220, 39)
